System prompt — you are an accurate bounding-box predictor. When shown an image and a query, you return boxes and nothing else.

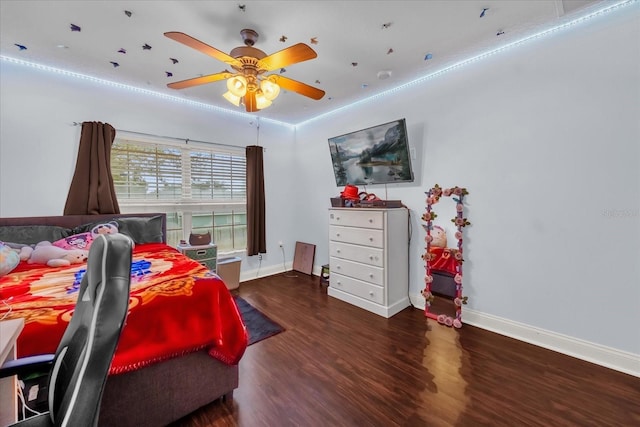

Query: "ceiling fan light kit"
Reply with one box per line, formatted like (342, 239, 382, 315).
(222, 90, 242, 107)
(227, 75, 248, 97)
(164, 28, 324, 112)
(255, 95, 272, 110)
(260, 77, 280, 101)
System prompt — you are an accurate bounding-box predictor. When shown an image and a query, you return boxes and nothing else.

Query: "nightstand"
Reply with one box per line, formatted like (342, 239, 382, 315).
(177, 243, 217, 272)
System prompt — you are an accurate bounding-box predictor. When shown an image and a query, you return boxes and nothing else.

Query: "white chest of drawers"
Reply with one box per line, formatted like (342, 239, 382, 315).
(328, 207, 410, 318)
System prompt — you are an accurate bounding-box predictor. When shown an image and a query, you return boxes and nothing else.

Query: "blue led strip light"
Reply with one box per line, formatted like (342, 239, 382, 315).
(0, 55, 293, 128)
(296, 0, 636, 127)
(1, 0, 635, 128)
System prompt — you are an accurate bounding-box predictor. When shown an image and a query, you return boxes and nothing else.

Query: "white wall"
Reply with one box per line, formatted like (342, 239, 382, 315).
(0, 60, 298, 275)
(294, 6, 640, 366)
(1, 5, 638, 373)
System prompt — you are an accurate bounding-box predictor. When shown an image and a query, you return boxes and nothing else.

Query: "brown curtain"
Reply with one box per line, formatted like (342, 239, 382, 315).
(63, 121, 120, 215)
(246, 145, 266, 255)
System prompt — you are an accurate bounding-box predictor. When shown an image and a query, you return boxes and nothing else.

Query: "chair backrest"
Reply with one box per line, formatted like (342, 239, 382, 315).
(47, 233, 133, 427)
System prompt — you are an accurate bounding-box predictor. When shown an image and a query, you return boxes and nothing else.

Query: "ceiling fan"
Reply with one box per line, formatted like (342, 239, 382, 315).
(164, 29, 325, 112)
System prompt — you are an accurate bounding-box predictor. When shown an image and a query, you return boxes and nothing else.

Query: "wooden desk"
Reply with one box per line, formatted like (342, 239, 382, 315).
(0, 318, 25, 426)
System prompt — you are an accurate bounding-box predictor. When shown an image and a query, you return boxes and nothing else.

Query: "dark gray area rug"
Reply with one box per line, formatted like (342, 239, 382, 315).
(234, 296, 284, 345)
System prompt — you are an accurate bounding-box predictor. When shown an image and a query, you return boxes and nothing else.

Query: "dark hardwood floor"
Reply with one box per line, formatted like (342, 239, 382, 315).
(173, 273, 640, 427)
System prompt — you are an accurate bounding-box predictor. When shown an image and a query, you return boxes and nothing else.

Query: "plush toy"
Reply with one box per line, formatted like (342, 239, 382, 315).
(53, 222, 119, 251)
(91, 221, 119, 237)
(0, 242, 20, 276)
(431, 225, 448, 248)
(10, 245, 33, 262)
(25, 241, 89, 268)
(53, 232, 93, 251)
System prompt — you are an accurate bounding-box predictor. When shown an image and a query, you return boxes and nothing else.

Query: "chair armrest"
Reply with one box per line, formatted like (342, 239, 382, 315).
(0, 354, 54, 378)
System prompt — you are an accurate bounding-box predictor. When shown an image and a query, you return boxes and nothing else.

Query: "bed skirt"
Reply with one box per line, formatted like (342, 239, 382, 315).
(99, 349, 238, 427)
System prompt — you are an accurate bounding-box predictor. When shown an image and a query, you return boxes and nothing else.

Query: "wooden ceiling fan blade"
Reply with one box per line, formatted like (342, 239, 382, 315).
(244, 91, 258, 112)
(269, 75, 325, 100)
(164, 32, 242, 68)
(257, 43, 317, 71)
(167, 71, 232, 89)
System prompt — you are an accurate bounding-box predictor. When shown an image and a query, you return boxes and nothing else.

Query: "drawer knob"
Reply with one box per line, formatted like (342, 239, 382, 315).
(369, 218, 373, 223)
(369, 273, 374, 278)
(337, 265, 341, 269)
(369, 255, 373, 260)
(336, 233, 341, 237)
(369, 291, 374, 297)
(369, 237, 373, 241)
(337, 281, 342, 286)
(337, 249, 341, 253)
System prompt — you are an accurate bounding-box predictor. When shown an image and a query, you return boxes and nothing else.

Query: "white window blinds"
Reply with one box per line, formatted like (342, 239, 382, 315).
(111, 138, 246, 206)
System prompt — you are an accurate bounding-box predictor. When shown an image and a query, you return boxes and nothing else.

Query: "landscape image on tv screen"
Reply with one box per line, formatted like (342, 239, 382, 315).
(328, 118, 413, 186)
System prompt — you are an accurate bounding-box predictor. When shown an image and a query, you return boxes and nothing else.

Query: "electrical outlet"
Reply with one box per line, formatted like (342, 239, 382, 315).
(278, 241, 283, 247)
(258, 254, 262, 260)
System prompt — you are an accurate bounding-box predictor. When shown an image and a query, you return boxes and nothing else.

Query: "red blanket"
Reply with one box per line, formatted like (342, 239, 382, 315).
(0, 243, 247, 374)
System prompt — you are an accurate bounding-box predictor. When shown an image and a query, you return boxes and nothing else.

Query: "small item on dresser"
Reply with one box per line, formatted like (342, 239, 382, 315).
(330, 197, 345, 207)
(358, 191, 380, 201)
(340, 184, 360, 201)
(359, 199, 404, 208)
(189, 231, 211, 246)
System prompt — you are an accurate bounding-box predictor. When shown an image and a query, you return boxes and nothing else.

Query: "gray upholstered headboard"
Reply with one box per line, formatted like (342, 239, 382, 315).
(0, 213, 167, 244)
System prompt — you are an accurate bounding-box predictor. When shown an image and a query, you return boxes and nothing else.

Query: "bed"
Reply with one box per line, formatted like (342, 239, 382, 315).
(0, 213, 247, 427)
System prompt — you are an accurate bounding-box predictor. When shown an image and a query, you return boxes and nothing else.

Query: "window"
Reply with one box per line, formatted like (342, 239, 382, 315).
(111, 136, 246, 252)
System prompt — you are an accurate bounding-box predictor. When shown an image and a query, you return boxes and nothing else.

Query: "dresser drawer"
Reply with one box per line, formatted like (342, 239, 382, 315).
(330, 256, 383, 286)
(330, 241, 383, 267)
(330, 273, 384, 305)
(329, 209, 384, 229)
(329, 225, 384, 248)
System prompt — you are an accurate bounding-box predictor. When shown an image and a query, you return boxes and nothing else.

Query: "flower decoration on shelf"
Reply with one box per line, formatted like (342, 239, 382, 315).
(422, 184, 470, 329)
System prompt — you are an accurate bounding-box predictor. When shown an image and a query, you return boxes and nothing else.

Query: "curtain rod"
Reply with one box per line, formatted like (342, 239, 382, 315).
(71, 122, 261, 151)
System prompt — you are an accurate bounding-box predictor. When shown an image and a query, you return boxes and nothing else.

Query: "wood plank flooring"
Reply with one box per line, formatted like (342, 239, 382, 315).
(172, 273, 640, 427)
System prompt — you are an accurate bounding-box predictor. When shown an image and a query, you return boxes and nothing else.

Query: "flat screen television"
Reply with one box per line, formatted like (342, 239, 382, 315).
(328, 118, 414, 186)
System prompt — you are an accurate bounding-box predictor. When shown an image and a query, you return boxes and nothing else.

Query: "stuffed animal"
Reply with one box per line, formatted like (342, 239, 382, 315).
(91, 221, 119, 237)
(53, 232, 93, 251)
(25, 241, 89, 267)
(0, 242, 20, 276)
(431, 225, 448, 248)
(14, 245, 33, 262)
(53, 222, 119, 251)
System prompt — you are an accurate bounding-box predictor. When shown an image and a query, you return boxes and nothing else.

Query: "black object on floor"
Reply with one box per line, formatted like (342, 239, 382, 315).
(234, 296, 284, 345)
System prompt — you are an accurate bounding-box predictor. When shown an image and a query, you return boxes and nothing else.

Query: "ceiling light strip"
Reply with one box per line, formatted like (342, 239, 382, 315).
(296, 0, 636, 127)
(0, 55, 293, 129)
(0, 0, 633, 129)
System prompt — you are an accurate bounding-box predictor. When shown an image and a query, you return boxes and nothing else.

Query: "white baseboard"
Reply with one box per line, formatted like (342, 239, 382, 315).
(240, 262, 324, 283)
(239, 262, 290, 282)
(409, 293, 639, 378)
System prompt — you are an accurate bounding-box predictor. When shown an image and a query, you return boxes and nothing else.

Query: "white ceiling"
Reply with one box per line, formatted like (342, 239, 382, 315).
(0, 0, 610, 125)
